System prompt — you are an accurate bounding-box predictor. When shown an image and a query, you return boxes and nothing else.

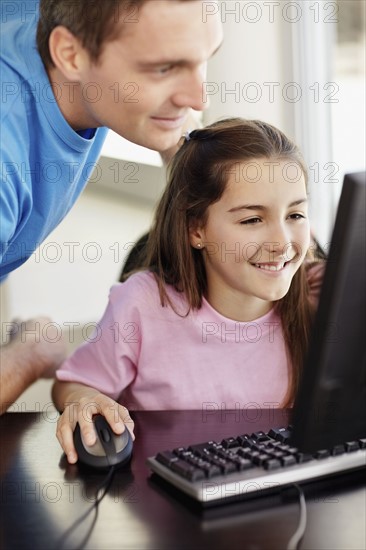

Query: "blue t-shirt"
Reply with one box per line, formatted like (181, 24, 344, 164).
(0, 1, 108, 281)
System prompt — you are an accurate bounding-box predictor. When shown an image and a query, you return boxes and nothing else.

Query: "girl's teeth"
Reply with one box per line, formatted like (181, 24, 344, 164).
(254, 263, 284, 271)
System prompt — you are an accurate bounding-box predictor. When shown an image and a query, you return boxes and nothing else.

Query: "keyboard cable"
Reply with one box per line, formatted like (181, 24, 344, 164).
(286, 483, 308, 550)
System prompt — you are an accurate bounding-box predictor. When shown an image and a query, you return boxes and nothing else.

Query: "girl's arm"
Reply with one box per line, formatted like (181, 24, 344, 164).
(52, 380, 134, 464)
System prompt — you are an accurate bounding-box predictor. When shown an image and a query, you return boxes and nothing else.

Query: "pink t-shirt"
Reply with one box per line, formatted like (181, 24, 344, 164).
(57, 265, 323, 410)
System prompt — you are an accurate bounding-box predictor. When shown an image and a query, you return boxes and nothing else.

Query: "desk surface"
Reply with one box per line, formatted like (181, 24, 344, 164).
(0, 411, 365, 550)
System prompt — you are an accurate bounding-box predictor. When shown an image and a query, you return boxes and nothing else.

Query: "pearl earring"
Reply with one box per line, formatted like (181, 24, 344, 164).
(197, 243, 202, 248)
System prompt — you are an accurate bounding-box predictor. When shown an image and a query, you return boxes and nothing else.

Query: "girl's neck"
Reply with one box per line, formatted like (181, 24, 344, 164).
(204, 287, 273, 322)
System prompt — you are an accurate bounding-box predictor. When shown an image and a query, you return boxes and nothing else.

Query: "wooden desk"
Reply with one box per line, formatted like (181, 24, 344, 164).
(0, 411, 365, 549)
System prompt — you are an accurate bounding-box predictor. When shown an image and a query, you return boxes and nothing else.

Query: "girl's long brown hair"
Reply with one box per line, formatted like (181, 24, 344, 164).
(142, 118, 315, 407)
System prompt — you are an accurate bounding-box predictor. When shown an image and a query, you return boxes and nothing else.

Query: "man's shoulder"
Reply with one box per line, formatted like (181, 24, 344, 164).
(1, 5, 38, 67)
(1, 10, 41, 123)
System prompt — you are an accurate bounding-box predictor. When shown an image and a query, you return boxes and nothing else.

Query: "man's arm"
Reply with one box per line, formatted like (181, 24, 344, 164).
(0, 317, 67, 415)
(0, 344, 40, 415)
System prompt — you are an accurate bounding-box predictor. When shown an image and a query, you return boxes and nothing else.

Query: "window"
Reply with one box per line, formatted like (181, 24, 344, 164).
(331, 0, 366, 177)
(291, 0, 365, 246)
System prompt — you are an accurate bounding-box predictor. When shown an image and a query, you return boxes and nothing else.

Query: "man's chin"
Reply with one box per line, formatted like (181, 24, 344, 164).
(113, 123, 183, 155)
(146, 133, 183, 156)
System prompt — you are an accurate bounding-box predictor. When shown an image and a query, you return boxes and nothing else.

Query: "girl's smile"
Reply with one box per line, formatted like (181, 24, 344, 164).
(250, 261, 289, 273)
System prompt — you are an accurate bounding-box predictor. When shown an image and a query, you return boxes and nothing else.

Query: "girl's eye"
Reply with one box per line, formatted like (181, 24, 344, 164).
(240, 217, 262, 225)
(288, 213, 306, 220)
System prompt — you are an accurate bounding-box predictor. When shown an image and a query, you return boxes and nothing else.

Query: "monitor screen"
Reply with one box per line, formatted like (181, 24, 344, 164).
(291, 171, 366, 453)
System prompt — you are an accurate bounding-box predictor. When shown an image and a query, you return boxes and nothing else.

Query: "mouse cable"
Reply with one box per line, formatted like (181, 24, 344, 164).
(286, 483, 307, 550)
(55, 465, 116, 550)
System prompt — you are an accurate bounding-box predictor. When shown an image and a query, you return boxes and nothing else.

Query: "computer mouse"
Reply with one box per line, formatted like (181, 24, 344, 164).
(73, 414, 133, 469)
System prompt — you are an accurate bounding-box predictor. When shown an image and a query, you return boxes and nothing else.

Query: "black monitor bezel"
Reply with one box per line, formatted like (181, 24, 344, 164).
(291, 172, 366, 452)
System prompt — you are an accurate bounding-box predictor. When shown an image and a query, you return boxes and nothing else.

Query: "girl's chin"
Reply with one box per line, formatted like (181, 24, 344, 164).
(259, 285, 292, 303)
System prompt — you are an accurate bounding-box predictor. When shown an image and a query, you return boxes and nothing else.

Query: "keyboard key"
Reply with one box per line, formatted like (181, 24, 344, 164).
(237, 434, 256, 447)
(251, 431, 270, 442)
(264, 458, 282, 470)
(188, 442, 216, 454)
(156, 451, 179, 467)
(209, 457, 237, 474)
(359, 439, 366, 449)
(237, 448, 251, 459)
(267, 440, 282, 448)
(332, 444, 345, 456)
(201, 463, 221, 478)
(345, 441, 360, 452)
(268, 427, 291, 443)
(296, 452, 313, 463)
(315, 449, 330, 459)
(252, 443, 267, 452)
(253, 453, 271, 466)
(221, 437, 239, 449)
(268, 450, 286, 459)
(247, 451, 260, 461)
(281, 455, 297, 467)
(173, 447, 187, 457)
(180, 450, 194, 459)
(187, 456, 208, 468)
(171, 459, 205, 481)
(230, 456, 252, 471)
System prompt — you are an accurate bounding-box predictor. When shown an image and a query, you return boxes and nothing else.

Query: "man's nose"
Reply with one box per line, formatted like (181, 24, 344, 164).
(172, 65, 209, 111)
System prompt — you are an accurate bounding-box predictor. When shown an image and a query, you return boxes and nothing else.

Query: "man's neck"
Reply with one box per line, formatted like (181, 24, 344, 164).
(47, 66, 95, 131)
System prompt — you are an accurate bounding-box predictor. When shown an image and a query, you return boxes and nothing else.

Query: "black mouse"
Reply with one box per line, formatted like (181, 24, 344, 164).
(73, 414, 133, 469)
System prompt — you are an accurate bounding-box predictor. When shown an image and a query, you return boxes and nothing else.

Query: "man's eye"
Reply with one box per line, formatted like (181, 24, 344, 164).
(157, 64, 175, 74)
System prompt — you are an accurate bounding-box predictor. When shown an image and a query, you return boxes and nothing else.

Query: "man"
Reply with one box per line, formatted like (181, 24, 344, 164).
(0, 0, 223, 413)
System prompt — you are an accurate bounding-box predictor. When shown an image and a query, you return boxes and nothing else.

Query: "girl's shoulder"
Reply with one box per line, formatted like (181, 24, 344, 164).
(109, 271, 158, 304)
(108, 271, 188, 315)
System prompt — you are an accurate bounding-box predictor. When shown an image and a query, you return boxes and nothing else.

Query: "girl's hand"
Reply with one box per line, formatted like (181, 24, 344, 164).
(55, 388, 135, 464)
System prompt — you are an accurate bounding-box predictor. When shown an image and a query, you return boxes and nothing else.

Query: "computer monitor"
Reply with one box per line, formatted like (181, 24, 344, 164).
(291, 171, 366, 453)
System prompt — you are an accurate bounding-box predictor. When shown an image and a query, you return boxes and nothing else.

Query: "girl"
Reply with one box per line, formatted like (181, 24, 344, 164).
(53, 118, 323, 464)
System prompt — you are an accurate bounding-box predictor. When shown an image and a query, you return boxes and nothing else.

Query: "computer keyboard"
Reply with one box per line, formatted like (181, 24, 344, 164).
(147, 426, 366, 505)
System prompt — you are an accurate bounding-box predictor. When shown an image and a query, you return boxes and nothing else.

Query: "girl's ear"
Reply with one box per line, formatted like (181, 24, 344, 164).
(189, 224, 205, 249)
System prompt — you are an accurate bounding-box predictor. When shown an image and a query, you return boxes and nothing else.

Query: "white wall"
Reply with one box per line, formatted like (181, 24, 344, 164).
(4, 186, 155, 326)
(203, 1, 296, 136)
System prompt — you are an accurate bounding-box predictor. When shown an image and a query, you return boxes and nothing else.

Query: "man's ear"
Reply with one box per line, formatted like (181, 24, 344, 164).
(48, 26, 89, 81)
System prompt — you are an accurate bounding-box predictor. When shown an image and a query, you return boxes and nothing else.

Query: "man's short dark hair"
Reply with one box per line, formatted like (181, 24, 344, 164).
(36, 0, 194, 68)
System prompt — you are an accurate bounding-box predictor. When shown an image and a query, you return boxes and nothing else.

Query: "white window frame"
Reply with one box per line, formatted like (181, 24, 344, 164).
(290, 2, 340, 248)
